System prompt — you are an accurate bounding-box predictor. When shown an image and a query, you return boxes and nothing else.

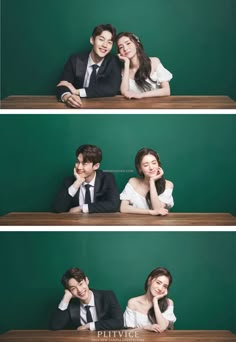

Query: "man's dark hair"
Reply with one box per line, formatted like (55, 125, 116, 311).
(61, 267, 86, 289)
(76, 144, 102, 165)
(92, 24, 116, 42)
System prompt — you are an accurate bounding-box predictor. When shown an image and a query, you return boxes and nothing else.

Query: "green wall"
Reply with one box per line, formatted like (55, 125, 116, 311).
(0, 232, 235, 333)
(1, 0, 236, 99)
(0, 114, 236, 216)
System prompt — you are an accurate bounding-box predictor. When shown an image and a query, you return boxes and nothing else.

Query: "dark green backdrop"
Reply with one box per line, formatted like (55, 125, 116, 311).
(0, 232, 235, 334)
(1, 0, 236, 99)
(0, 114, 236, 216)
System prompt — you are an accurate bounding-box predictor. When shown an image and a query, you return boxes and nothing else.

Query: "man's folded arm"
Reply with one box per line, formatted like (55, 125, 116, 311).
(56, 56, 76, 100)
(95, 292, 124, 330)
(52, 177, 76, 213)
(50, 308, 71, 330)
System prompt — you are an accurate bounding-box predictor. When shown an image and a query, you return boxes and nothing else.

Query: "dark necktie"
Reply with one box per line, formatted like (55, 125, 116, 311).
(85, 305, 93, 323)
(89, 64, 99, 87)
(84, 184, 91, 204)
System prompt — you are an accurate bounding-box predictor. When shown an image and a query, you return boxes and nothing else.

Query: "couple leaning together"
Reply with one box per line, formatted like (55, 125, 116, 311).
(50, 266, 176, 333)
(53, 144, 174, 216)
(57, 23, 173, 108)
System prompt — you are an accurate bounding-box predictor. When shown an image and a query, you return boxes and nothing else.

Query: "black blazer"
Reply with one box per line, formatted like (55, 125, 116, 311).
(50, 289, 124, 330)
(52, 170, 120, 213)
(56, 52, 121, 99)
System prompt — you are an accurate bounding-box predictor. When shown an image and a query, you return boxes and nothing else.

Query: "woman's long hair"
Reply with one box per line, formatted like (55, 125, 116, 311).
(116, 32, 154, 91)
(135, 148, 165, 208)
(144, 267, 172, 323)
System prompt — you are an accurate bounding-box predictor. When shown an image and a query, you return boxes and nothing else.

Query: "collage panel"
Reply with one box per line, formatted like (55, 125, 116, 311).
(0, 231, 235, 340)
(1, 0, 236, 109)
(0, 114, 236, 224)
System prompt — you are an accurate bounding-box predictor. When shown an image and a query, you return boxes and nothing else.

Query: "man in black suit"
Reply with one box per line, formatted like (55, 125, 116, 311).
(52, 144, 120, 213)
(57, 23, 121, 108)
(50, 267, 124, 330)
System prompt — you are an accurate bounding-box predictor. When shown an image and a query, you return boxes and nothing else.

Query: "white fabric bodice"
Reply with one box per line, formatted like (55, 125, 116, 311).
(124, 304, 176, 328)
(120, 183, 174, 209)
(128, 62, 173, 93)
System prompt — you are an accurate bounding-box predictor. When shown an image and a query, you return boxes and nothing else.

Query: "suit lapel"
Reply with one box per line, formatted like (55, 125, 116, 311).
(77, 187, 81, 206)
(94, 171, 102, 201)
(75, 53, 89, 87)
(93, 290, 103, 319)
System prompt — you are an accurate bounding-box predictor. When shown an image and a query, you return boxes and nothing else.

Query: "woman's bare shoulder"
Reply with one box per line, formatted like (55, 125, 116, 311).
(127, 295, 144, 310)
(165, 180, 174, 189)
(128, 177, 139, 186)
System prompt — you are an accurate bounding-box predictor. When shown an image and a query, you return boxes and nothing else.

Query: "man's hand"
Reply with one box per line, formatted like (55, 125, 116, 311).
(57, 81, 78, 94)
(72, 167, 85, 190)
(62, 289, 73, 304)
(74, 167, 85, 182)
(64, 94, 83, 108)
(69, 206, 82, 213)
(77, 323, 90, 331)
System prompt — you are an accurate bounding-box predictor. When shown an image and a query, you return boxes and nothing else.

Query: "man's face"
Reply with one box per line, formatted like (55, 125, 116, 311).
(90, 30, 113, 60)
(68, 277, 91, 303)
(75, 153, 99, 182)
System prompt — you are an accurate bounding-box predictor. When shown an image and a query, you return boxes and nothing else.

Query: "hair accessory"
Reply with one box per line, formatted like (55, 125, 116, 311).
(132, 34, 140, 43)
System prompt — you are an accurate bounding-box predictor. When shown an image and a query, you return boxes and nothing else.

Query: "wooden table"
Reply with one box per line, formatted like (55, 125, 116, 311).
(0, 212, 235, 226)
(1, 95, 236, 109)
(1, 330, 235, 342)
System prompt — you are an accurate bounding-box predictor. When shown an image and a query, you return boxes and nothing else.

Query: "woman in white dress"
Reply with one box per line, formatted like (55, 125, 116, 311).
(124, 267, 176, 333)
(116, 32, 172, 99)
(120, 148, 174, 216)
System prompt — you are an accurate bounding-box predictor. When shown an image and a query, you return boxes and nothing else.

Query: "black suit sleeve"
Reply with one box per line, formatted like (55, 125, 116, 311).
(88, 173, 120, 213)
(85, 56, 121, 98)
(50, 308, 72, 330)
(52, 176, 77, 213)
(95, 291, 124, 331)
(56, 55, 76, 100)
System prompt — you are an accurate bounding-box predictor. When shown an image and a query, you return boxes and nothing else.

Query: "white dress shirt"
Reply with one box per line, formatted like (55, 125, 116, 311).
(68, 173, 96, 213)
(58, 290, 98, 331)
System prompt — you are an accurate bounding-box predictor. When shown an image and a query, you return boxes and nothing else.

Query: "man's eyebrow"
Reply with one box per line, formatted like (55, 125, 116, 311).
(100, 35, 113, 42)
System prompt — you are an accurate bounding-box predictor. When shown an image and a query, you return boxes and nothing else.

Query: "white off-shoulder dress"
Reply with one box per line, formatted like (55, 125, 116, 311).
(124, 304, 177, 328)
(120, 183, 174, 209)
(128, 62, 173, 93)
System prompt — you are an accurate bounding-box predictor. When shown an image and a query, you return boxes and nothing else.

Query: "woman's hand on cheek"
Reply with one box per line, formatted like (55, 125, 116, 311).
(150, 167, 164, 181)
(117, 53, 130, 66)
